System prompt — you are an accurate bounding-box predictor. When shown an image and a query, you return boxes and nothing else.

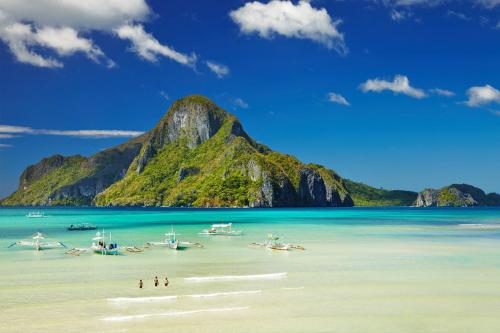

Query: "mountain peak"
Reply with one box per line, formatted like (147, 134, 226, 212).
(135, 95, 236, 173)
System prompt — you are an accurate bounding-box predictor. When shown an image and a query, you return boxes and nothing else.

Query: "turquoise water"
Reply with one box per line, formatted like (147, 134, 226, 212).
(1, 207, 500, 333)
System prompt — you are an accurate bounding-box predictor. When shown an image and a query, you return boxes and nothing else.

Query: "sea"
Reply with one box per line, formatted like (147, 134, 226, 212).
(1, 207, 499, 333)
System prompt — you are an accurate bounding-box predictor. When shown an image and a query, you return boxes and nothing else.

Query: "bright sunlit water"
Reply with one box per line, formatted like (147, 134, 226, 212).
(1, 207, 500, 333)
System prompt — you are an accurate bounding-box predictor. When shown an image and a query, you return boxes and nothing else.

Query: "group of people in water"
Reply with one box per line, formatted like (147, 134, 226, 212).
(139, 276, 168, 289)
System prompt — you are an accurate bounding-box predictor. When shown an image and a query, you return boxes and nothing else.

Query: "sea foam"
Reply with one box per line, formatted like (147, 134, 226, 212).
(108, 295, 178, 304)
(184, 272, 287, 282)
(102, 306, 250, 322)
(187, 290, 261, 298)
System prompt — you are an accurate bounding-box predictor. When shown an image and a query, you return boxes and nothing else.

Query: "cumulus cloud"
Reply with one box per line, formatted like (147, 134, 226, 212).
(230, 0, 347, 54)
(0, 0, 195, 69)
(464, 85, 500, 107)
(0, 143, 12, 148)
(206, 61, 230, 78)
(115, 24, 196, 66)
(0, 125, 144, 138)
(430, 88, 455, 97)
(360, 74, 426, 99)
(0, 0, 150, 29)
(0, 22, 113, 68)
(327, 92, 350, 106)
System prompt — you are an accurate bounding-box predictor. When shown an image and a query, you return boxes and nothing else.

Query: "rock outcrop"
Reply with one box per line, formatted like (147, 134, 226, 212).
(414, 184, 500, 207)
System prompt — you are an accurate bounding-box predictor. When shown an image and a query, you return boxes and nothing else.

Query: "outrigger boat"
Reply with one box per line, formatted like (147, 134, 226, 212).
(199, 223, 242, 236)
(8, 232, 67, 251)
(26, 211, 44, 218)
(91, 230, 119, 255)
(250, 234, 305, 251)
(67, 223, 97, 231)
(146, 227, 203, 250)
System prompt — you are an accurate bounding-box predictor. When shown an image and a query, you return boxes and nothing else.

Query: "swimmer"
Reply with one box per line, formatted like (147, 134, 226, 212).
(154, 276, 159, 287)
(139, 279, 143, 289)
(164, 277, 169, 287)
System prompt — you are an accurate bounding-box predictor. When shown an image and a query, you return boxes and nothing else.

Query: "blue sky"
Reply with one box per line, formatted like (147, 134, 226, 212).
(0, 0, 499, 198)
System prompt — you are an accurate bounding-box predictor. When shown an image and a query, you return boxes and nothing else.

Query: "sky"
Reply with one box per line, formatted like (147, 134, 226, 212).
(0, 0, 499, 198)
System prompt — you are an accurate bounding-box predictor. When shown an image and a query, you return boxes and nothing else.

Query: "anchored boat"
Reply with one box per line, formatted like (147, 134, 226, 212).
(199, 223, 242, 236)
(67, 223, 97, 231)
(250, 234, 305, 251)
(146, 227, 203, 250)
(26, 211, 44, 218)
(91, 230, 119, 255)
(8, 232, 67, 251)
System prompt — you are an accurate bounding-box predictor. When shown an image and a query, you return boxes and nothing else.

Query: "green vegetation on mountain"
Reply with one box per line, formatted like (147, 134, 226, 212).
(415, 184, 500, 207)
(3, 95, 498, 208)
(2, 95, 352, 208)
(344, 180, 418, 206)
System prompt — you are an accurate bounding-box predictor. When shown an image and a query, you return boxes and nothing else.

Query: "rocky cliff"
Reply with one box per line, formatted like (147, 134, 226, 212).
(414, 184, 500, 207)
(2, 95, 353, 208)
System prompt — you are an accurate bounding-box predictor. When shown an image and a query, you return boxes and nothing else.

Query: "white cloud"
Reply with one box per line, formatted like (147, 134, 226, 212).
(115, 24, 196, 67)
(0, 0, 150, 30)
(0, 134, 15, 138)
(464, 85, 500, 107)
(0, 1, 196, 69)
(446, 11, 470, 21)
(390, 9, 412, 21)
(360, 74, 426, 99)
(160, 91, 170, 101)
(0, 22, 113, 68)
(234, 98, 249, 109)
(0, 143, 12, 148)
(430, 88, 455, 97)
(230, 0, 347, 54)
(476, 0, 500, 8)
(0, 125, 144, 138)
(327, 92, 350, 106)
(206, 61, 230, 78)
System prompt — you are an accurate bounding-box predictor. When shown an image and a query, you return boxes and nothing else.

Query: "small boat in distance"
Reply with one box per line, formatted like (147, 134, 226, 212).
(8, 232, 67, 251)
(146, 227, 203, 250)
(250, 234, 305, 251)
(67, 223, 97, 231)
(91, 230, 119, 255)
(199, 223, 242, 236)
(26, 211, 45, 218)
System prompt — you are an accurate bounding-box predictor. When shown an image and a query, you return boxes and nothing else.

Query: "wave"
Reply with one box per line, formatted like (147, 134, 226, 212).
(184, 272, 287, 282)
(457, 224, 500, 230)
(187, 290, 261, 298)
(108, 295, 178, 304)
(102, 306, 250, 322)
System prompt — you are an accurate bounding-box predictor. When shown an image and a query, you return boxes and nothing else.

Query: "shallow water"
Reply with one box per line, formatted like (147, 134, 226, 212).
(1, 207, 500, 333)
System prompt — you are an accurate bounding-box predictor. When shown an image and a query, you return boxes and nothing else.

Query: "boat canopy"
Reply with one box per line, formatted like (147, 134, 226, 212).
(212, 223, 232, 228)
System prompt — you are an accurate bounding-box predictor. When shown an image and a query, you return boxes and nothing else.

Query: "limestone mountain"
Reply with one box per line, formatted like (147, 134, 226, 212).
(2, 95, 353, 208)
(415, 184, 500, 207)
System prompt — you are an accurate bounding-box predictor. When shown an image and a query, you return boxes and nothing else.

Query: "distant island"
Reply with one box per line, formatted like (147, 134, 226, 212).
(1, 95, 499, 208)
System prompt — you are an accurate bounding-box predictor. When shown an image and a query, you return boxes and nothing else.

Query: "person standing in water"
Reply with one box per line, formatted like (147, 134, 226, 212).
(139, 279, 143, 289)
(154, 276, 159, 287)
(164, 277, 169, 287)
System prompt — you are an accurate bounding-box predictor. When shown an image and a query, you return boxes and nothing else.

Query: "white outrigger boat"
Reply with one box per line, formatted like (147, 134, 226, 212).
(91, 230, 119, 255)
(250, 234, 305, 251)
(199, 223, 242, 236)
(146, 227, 203, 250)
(8, 232, 67, 251)
(26, 211, 45, 218)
